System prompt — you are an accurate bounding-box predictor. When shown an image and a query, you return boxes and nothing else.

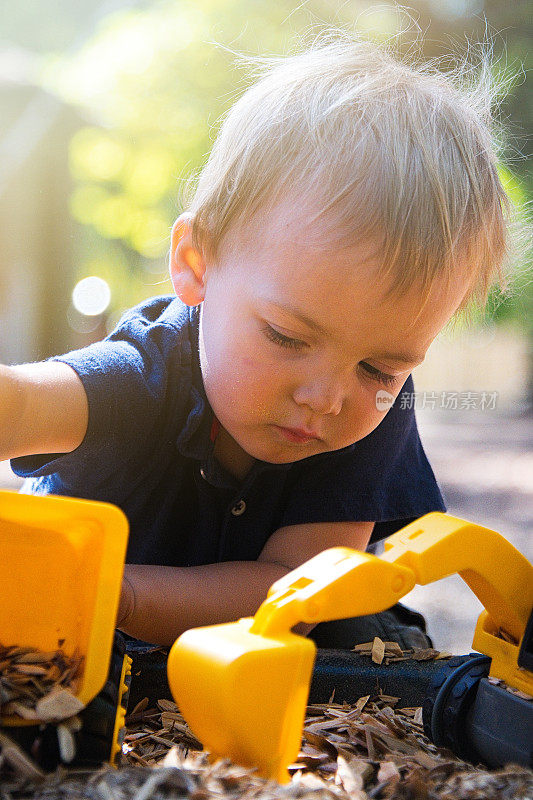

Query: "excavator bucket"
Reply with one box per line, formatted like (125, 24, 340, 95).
(168, 618, 316, 784)
(168, 547, 415, 782)
(0, 490, 128, 724)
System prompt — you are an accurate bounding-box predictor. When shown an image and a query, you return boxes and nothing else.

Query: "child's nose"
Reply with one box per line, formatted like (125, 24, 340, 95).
(292, 375, 344, 416)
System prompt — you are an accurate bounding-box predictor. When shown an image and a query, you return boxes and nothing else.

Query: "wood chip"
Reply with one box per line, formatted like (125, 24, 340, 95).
(335, 754, 367, 798)
(57, 723, 76, 763)
(294, 772, 329, 790)
(371, 636, 386, 664)
(13, 663, 49, 676)
(161, 746, 182, 768)
(5, 701, 39, 721)
(353, 642, 373, 653)
(411, 648, 441, 661)
(157, 698, 179, 712)
(0, 731, 46, 783)
(35, 687, 85, 721)
(130, 697, 150, 716)
(378, 759, 401, 782)
(352, 695, 370, 716)
(506, 688, 533, 700)
(497, 627, 519, 645)
(383, 641, 405, 656)
(352, 641, 456, 664)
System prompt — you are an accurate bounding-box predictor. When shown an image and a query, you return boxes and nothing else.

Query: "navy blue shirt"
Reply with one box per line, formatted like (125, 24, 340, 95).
(12, 296, 446, 565)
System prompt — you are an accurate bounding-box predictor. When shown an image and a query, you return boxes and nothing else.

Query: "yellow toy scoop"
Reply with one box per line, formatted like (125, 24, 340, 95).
(0, 490, 128, 724)
(168, 512, 533, 784)
(167, 548, 415, 783)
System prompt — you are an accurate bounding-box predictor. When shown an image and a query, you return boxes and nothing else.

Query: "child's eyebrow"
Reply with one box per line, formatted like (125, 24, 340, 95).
(264, 299, 424, 366)
(265, 299, 330, 337)
(373, 352, 425, 367)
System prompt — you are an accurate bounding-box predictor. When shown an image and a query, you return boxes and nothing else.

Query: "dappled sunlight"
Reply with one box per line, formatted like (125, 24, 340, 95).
(93, 194, 140, 240)
(70, 127, 127, 182)
(123, 148, 176, 206)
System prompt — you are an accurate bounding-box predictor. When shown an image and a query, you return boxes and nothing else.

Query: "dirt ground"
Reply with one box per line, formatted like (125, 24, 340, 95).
(1, 407, 531, 654)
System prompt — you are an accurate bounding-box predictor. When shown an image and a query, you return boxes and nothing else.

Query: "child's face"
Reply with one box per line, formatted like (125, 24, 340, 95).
(196, 200, 470, 465)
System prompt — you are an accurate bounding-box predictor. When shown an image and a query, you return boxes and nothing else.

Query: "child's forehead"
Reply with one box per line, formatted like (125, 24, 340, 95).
(212, 199, 470, 359)
(219, 193, 378, 262)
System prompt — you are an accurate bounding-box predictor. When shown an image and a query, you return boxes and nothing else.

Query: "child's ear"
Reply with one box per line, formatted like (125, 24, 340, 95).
(169, 214, 206, 306)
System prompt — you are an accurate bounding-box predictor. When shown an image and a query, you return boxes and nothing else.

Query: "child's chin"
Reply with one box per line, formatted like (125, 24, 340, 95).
(254, 439, 326, 464)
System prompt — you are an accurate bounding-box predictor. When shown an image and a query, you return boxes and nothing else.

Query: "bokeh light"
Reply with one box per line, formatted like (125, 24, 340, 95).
(72, 276, 111, 316)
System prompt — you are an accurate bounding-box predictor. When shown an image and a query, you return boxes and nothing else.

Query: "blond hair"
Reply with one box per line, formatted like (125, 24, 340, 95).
(187, 34, 514, 314)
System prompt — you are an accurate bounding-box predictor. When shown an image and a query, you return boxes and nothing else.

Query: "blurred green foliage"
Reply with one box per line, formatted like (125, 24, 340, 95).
(33, 0, 531, 326)
(490, 167, 532, 333)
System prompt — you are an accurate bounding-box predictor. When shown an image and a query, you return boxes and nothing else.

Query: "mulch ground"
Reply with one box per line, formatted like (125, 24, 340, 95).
(2, 694, 532, 800)
(1, 641, 532, 800)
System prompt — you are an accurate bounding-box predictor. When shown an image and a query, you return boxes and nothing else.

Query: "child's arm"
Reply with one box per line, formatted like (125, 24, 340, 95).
(257, 519, 374, 571)
(118, 520, 374, 646)
(0, 362, 89, 460)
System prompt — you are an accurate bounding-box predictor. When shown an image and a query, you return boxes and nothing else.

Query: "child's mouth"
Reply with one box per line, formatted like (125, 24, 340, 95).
(273, 426, 320, 444)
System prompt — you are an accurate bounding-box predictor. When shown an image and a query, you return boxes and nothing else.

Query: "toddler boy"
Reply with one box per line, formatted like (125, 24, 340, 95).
(1, 37, 510, 648)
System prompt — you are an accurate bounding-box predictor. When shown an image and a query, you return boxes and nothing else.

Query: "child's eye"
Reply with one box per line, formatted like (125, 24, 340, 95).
(360, 362, 399, 388)
(263, 324, 306, 351)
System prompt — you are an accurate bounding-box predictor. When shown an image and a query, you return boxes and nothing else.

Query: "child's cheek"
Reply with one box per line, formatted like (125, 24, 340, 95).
(337, 394, 390, 447)
(233, 353, 271, 393)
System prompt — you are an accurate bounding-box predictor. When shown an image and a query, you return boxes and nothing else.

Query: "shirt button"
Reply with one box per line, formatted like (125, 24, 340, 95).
(231, 499, 247, 516)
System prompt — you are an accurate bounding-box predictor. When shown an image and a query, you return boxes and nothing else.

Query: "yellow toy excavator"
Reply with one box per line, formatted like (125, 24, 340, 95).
(168, 513, 533, 782)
